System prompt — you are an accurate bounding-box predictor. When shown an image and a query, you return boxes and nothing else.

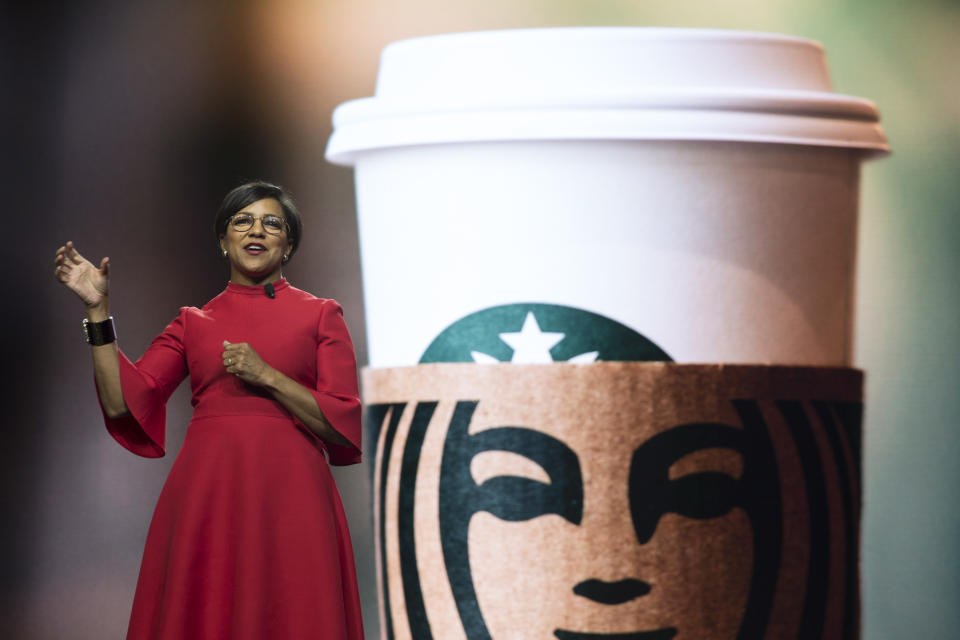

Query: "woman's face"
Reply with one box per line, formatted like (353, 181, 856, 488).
(460, 391, 754, 638)
(219, 197, 292, 286)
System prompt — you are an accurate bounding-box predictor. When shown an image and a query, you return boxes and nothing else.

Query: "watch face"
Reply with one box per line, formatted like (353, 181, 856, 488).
(419, 303, 671, 364)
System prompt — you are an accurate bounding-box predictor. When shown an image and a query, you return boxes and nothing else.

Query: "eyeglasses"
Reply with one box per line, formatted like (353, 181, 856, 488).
(228, 213, 288, 235)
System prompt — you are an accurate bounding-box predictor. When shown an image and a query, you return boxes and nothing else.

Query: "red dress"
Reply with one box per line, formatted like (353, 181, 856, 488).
(99, 279, 364, 640)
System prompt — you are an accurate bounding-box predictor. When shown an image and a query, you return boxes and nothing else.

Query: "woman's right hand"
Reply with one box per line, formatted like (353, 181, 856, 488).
(55, 241, 110, 309)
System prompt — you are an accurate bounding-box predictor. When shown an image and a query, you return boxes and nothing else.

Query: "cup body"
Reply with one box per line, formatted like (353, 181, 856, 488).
(328, 27, 886, 640)
(354, 139, 862, 366)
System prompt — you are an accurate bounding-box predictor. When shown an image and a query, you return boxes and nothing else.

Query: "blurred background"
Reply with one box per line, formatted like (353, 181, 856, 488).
(2, 0, 957, 638)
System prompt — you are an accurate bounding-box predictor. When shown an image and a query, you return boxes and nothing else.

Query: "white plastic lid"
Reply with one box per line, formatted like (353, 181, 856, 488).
(326, 28, 889, 165)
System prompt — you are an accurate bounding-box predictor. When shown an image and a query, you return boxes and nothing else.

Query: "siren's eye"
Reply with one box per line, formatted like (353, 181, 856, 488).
(669, 447, 743, 481)
(661, 447, 742, 521)
(471, 450, 551, 487)
(629, 423, 745, 544)
(468, 426, 583, 525)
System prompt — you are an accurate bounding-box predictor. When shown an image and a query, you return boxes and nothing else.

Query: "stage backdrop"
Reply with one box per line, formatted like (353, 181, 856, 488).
(2, 0, 957, 638)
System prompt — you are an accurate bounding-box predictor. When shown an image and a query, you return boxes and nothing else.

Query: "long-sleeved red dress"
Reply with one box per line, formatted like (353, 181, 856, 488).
(99, 279, 364, 640)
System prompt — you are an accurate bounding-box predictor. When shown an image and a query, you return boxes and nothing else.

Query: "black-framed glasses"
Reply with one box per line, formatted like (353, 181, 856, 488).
(229, 213, 287, 235)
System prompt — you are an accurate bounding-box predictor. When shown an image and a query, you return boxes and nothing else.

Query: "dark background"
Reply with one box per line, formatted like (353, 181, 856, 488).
(2, 0, 958, 638)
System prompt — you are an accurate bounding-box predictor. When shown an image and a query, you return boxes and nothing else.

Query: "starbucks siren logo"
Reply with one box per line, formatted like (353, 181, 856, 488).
(420, 303, 672, 363)
(369, 304, 862, 639)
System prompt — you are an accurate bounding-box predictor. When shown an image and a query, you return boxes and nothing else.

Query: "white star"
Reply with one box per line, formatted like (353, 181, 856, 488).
(470, 350, 501, 364)
(567, 350, 599, 363)
(498, 312, 565, 363)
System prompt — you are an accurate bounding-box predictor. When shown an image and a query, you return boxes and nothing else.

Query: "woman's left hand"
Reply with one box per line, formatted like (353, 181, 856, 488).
(222, 340, 274, 386)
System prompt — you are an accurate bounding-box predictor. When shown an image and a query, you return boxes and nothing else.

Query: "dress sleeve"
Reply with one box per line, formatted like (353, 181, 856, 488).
(308, 299, 362, 466)
(97, 309, 189, 458)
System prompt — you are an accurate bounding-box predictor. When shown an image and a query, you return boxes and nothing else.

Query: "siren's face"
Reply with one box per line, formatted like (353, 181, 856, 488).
(462, 395, 754, 638)
(374, 361, 854, 639)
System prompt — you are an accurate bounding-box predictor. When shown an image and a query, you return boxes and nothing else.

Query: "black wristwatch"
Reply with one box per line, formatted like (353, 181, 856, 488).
(82, 317, 117, 346)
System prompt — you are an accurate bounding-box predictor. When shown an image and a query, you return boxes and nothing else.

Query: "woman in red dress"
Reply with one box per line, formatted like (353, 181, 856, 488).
(54, 182, 364, 639)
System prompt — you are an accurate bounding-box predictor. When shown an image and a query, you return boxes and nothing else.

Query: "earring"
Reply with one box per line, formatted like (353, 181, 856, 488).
(222, 249, 228, 258)
(282, 254, 290, 264)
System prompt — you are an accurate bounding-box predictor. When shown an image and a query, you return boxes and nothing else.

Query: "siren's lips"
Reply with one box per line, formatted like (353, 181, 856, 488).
(553, 629, 677, 640)
(244, 243, 267, 255)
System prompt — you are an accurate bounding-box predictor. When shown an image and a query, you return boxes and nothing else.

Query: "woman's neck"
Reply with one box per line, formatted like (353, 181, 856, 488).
(230, 267, 283, 287)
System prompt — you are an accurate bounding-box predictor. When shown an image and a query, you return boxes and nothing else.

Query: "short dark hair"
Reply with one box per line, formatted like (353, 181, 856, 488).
(214, 181, 303, 261)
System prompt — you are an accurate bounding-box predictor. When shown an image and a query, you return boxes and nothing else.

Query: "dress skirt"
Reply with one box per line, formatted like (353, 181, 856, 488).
(127, 414, 363, 640)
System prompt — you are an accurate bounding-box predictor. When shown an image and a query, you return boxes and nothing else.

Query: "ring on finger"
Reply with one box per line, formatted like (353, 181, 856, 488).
(227, 358, 233, 365)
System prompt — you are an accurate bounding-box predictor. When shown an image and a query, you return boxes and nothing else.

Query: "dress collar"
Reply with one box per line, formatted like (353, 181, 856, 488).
(225, 278, 290, 296)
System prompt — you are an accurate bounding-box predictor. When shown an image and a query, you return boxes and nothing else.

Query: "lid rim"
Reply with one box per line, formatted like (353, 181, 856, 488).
(381, 26, 825, 52)
(332, 89, 882, 127)
(326, 108, 890, 165)
(327, 137, 891, 167)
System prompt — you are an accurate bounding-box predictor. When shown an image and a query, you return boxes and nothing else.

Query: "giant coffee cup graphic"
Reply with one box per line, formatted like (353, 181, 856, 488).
(328, 27, 884, 639)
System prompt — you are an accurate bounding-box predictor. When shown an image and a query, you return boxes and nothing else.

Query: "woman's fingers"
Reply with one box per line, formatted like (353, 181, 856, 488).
(54, 241, 111, 308)
(221, 342, 265, 382)
(54, 251, 73, 280)
(54, 242, 85, 270)
(222, 350, 247, 379)
(53, 241, 108, 276)
(222, 343, 242, 368)
(223, 345, 246, 364)
(66, 241, 85, 265)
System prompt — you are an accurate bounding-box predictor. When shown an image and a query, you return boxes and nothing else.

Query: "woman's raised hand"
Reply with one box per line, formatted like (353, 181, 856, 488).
(54, 241, 110, 308)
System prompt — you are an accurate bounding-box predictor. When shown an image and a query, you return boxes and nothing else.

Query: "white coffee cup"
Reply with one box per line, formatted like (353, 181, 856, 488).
(327, 28, 888, 367)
